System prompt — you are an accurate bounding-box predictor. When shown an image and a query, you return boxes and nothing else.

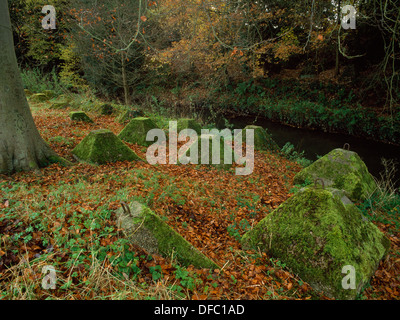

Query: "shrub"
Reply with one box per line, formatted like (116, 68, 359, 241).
(367, 158, 399, 213)
(281, 142, 313, 168)
(21, 67, 66, 96)
(59, 42, 88, 91)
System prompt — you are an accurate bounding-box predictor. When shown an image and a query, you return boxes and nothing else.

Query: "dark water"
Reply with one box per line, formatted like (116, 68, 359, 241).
(227, 116, 400, 185)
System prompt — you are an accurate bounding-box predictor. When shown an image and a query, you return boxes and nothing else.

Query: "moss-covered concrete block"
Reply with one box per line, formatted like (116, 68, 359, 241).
(177, 118, 202, 135)
(118, 117, 159, 146)
(116, 202, 219, 269)
(69, 111, 94, 123)
(241, 187, 390, 300)
(30, 93, 48, 102)
(293, 148, 377, 202)
(49, 95, 72, 109)
(72, 129, 142, 164)
(50, 101, 70, 109)
(116, 109, 145, 124)
(42, 90, 54, 99)
(238, 125, 279, 152)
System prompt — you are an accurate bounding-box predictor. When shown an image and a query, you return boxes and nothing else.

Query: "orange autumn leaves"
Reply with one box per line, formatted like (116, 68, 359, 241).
(13, 105, 309, 299)
(231, 47, 244, 57)
(2, 101, 399, 300)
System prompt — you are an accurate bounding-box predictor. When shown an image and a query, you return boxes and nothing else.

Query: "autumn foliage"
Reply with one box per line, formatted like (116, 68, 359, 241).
(2, 0, 400, 301)
(1, 100, 399, 299)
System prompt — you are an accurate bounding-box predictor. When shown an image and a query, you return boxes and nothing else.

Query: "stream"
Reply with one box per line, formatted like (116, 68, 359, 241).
(226, 116, 400, 187)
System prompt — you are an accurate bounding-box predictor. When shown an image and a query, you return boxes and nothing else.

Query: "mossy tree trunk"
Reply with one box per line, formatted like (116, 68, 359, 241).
(0, 0, 65, 174)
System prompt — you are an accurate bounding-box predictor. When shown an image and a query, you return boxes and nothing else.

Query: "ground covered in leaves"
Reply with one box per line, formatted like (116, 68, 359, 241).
(0, 100, 399, 300)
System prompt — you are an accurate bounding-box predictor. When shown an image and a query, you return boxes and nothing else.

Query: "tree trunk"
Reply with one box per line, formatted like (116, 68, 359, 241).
(121, 51, 130, 106)
(335, 0, 341, 77)
(0, 0, 67, 174)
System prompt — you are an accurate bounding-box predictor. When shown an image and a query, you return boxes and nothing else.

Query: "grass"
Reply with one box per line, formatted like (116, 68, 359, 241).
(280, 142, 313, 168)
(0, 171, 280, 299)
(142, 78, 400, 145)
(358, 158, 400, 235)
(1, 95, 399, 300)
(371, 158, 400, 213)
(0, 96, 312, 300)
(21, 67, 67, 97)
(0, 177, 208, 300)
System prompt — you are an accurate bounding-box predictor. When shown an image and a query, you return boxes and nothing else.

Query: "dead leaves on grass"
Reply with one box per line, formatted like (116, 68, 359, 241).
(0, 106, 398, 300)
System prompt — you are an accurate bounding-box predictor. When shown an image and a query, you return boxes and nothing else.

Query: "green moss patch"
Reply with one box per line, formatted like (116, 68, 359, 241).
(118, 117, 159, 146)
(42, 90, 54, 99)
(50, 101, 70, 110)
(116, 201, 219, 269)
(239, 125, 279, 152)
(72, 129, 142, 165)
(69, 111, 94, 123)
(49, 95, 72, 109)
(293, 148, 377, 202)
(29, 93, 48, 102)
(177, 118, 202, 135)
(241, 187, 390, 299)
(24, 89, 33, 97)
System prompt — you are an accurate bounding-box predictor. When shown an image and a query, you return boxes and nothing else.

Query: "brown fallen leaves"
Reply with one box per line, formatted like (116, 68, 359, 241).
(0, 106, 399, 300)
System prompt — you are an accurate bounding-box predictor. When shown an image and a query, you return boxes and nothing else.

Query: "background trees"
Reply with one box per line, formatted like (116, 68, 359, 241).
(67, 0, 150, 105)
(0, 0, 65, 174)
(8, 0, 400, 142)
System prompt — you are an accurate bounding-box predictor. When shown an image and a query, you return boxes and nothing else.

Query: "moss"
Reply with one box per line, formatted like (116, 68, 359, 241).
(69, 111, 93, 123)
(241, 187, 390, 300)
(293, 148, 377, 202)
(45, 155, 72, 167)
(28, 161, 37, 169)
(50, 101, 70, 110)
(37, 154, 72, 168)
(177, 118, 202, 135)
(118, 117, 159, 146)
(72, 129, 142, 165)
(239, 125, 279, 152)
(116, 202, 219, 269)
(42, 90, 54, 99)
(29, 93, 48, 102)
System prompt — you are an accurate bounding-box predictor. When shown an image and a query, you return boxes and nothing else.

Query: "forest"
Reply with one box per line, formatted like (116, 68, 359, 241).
(0, 0, 399, 303)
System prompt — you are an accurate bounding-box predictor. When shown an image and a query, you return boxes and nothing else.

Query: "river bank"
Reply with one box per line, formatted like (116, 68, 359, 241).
(225, 115, 400, 183)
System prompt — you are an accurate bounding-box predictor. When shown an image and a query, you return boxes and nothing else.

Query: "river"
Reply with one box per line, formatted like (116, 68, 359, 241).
(226, 116, 400, 187)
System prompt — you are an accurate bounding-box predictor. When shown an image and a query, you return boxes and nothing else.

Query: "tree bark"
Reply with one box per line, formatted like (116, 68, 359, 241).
(0, 0, 68, 174)
(335, 0, 341, 77)
(121, 51, 130, 106)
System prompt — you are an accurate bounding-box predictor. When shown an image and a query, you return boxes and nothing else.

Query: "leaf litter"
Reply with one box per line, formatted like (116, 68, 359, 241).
(0, 107, 398, 300)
